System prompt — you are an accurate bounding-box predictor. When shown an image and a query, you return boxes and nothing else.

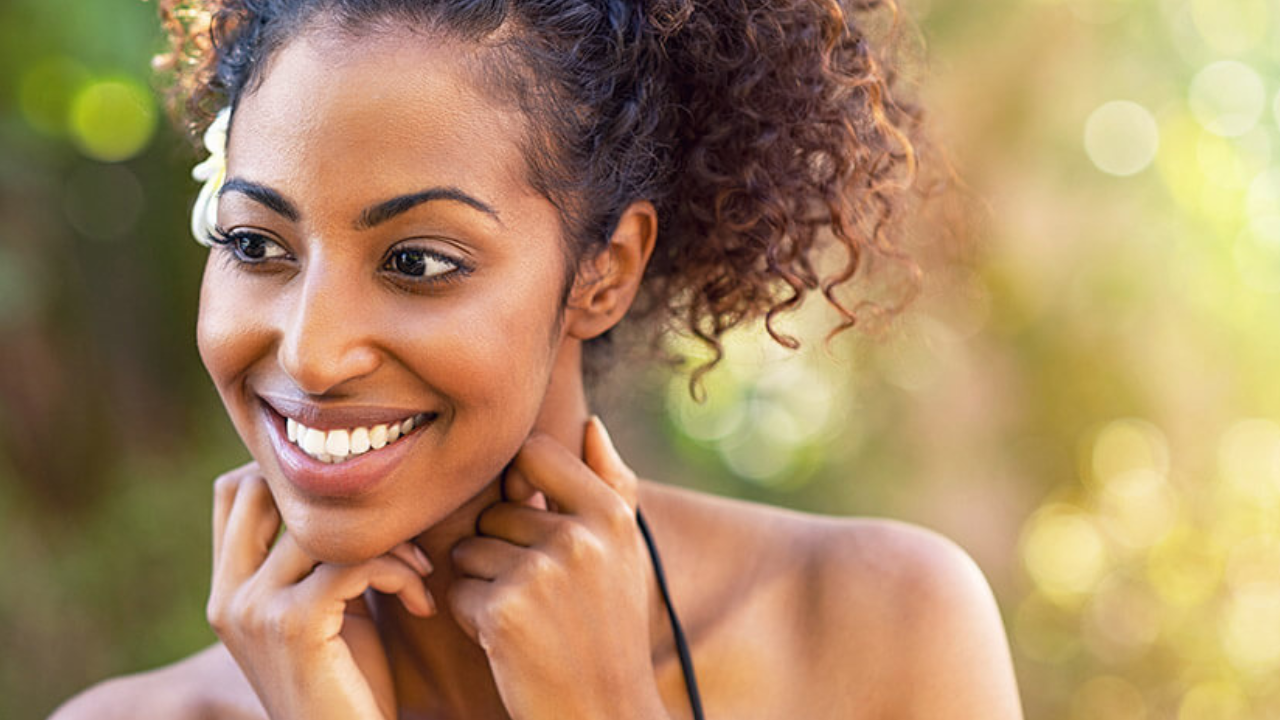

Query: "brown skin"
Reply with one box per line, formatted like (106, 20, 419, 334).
(50, 27, 1023, 720)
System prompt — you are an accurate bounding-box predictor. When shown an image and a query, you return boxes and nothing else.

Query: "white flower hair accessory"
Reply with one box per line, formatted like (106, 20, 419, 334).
(190, 107, 231, 246)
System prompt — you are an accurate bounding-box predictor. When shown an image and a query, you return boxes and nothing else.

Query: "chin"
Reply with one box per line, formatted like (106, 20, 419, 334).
(299, 537, 387, 566)
(280, 501, 424, 566)
(294, 523, 401, 566)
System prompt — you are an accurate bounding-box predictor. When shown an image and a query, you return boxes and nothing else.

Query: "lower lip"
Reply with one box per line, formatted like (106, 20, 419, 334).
(261, 403, 432, 498)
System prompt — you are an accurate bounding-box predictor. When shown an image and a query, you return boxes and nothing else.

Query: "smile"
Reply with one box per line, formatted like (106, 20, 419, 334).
(258, 397, 439, 497)
(286, 413, 432, 464)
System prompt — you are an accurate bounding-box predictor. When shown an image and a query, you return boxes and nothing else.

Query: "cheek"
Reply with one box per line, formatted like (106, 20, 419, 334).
(398, 265, 566, 466)
(196, 259, 274, 417)
(412, 290, 558, 427)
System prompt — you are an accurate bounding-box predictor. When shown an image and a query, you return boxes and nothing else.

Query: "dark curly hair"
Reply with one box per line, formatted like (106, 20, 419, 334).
(156, 0, 927, 392)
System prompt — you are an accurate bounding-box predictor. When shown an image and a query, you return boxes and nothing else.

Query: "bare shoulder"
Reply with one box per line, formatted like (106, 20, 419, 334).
(637, 482, 1023, 719)
(49, 644, 263, 720)
(800, 517, 1024, 717)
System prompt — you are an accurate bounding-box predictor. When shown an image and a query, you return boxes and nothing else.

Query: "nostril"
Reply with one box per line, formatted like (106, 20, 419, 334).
(278, 339, 382, 397)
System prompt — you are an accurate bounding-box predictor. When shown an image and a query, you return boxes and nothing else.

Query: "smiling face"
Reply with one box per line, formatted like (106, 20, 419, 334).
(197, 27, 578, 563)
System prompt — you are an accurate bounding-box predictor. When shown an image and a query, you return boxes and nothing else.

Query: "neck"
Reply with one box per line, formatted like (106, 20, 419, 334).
(370, 340, 669, 718)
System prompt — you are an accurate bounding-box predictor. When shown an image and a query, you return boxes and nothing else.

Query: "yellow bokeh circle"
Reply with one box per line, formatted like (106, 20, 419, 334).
(68, 77, 158, 163)
(1022, 504, 1110, 602)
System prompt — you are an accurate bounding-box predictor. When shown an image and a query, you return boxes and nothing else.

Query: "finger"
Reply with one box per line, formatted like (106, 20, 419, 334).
(501, 465, 548, 510)
(583, 415, 639, 511)
(212, 473, 240, 570)
(451, 536, 528, 581)
(211, 462, 259, 567)
(389, 542, 433, 576)
(215, 474, 282, 589)
(476, 501, 560, 546)
(511, 433, 614, 516)
(345, 593, 374, 620)
(447, 577, 498, 647)
(304, 555, 435, 619)
(255, 529, 319, 586)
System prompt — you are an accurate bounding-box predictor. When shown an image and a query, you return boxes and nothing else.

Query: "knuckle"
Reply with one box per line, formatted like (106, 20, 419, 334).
(552, 523, 600, 563)
(261, 601, 302, 640)
(524, 549, 556, 579)
(213, 462, 260, 498)
(207, 590, 250, 635)
(213, 472, 240, 502)
(205, 600, 228, 634)
(601, 499, 635, 534)
(480, 589, 522, 639)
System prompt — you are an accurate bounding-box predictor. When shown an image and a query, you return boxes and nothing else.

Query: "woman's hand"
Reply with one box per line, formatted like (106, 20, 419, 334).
(206, 462, 435, 720)
(448, 417, 670, 720)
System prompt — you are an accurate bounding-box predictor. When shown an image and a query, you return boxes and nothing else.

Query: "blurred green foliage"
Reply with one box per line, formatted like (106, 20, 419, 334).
(3, 0, 1280, 718)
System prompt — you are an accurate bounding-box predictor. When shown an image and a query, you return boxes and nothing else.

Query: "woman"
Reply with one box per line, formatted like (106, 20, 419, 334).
(53, 0, 1023, 718)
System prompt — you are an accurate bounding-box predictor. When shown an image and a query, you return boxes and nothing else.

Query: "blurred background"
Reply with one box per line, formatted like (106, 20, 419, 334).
(2, 0, 1278, 717)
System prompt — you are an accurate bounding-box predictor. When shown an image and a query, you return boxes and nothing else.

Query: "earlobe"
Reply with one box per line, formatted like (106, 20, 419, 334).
(565, 201, 658, 340)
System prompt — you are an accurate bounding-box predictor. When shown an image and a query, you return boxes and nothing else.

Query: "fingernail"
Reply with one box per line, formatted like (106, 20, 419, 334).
(412, 544, 433, 575)
(591, 415, 621, 461)
(589, 414, 607, 441)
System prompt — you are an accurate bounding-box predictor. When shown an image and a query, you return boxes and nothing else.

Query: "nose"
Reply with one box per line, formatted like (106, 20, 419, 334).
(277, 263, 382, 396)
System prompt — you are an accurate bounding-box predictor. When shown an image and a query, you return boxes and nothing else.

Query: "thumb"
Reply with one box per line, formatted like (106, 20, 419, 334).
(583, 415, 638, 511)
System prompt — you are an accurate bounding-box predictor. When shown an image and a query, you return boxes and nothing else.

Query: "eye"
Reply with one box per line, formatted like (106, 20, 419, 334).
(382, 246, 469, 284)
(208, 228, 289, 263)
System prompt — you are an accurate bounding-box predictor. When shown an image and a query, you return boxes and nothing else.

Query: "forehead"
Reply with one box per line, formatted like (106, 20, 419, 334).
(226, 27, 532, 214)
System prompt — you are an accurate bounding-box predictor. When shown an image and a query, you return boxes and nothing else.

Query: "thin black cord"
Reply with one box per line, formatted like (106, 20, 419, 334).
(636, 509, 706, 720)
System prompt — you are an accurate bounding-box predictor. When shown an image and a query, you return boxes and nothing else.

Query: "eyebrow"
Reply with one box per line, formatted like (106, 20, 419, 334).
(355, 187, 501, 230)
(219, 178, 502, 229)
(220, 178, 300, 223)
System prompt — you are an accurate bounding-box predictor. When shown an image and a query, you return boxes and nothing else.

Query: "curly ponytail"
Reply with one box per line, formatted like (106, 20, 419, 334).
(155, 0, 928, 389)
(638, 0, 923, 386)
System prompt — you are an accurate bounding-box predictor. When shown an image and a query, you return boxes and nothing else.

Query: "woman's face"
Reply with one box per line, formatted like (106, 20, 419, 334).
(197, 28, 573, 563)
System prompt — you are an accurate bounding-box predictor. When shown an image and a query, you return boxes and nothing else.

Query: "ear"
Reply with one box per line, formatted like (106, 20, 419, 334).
(564, 200, 658, 340)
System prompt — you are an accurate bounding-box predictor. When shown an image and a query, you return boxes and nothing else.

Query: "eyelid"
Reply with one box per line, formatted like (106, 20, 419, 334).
(208, 225, 286, 246)
(381, 241, 474, 285)
(208, 226, 292, 262)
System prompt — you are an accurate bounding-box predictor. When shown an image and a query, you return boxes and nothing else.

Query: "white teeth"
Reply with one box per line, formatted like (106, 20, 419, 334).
(325, 429, 350, 458)
(302, 427, 327, 456)
(285, 413, 429, 463)
(350, 427, 371, 454)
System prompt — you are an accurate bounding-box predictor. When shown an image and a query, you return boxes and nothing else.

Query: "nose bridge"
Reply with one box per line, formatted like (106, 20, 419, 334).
(279, 257, 380, 395)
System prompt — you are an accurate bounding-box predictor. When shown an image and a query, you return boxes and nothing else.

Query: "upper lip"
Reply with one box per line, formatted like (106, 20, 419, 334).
(259, 392, 433, 430)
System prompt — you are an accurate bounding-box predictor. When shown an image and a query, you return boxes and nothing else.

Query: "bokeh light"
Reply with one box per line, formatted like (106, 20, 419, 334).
(1022, 504, 1110, 603)
(62, 164, 146, 240)
(1189, 0, 1269, 56)
(663, 307, 854, 488)
(1084, 100, 1160, 176)
(68, 77, 158, 163)
(18, 57, 90, 136)
(1188, 61, 1266, 138)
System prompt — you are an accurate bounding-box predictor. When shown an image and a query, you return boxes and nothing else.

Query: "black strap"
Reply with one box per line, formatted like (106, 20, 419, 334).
(636, 509, 706, 720)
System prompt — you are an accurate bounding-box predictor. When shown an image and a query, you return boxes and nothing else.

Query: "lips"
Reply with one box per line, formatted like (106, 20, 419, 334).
(258, 394, 436, 497)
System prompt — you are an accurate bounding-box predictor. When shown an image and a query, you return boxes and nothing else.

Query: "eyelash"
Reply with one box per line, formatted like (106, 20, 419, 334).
(206, 227, 473, 288)
(207, 227, 288, 264)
